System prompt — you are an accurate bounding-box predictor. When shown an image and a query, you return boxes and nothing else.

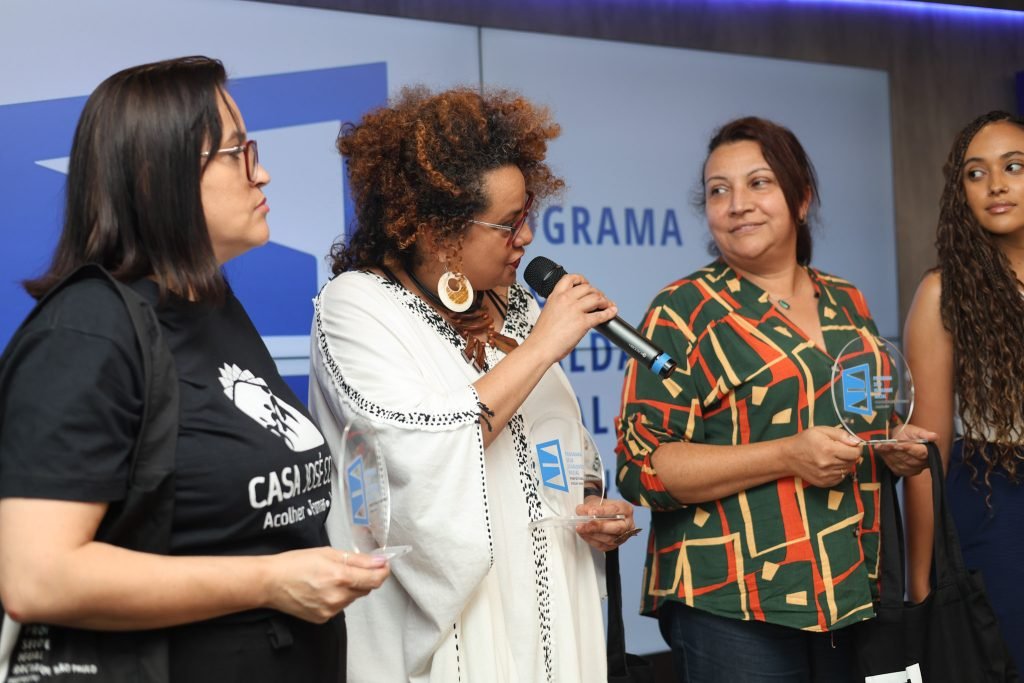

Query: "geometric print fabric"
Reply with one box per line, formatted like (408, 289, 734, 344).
(617, 260, 890, 632)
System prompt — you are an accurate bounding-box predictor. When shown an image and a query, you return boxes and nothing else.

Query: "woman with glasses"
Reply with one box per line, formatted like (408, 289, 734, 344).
(0, 56, 388, 683)
(309, 86, 637, 682)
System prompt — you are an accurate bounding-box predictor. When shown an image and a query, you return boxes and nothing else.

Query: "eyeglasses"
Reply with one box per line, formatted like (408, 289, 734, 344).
(469, 191, 535, 246)
(201, 139, 259, 183)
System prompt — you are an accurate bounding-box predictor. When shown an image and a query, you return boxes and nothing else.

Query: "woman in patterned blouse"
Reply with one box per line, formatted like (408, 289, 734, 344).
(616, 116, 934, 682)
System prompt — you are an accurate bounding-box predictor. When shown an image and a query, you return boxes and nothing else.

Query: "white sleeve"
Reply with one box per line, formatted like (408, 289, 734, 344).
(309, 273, 493, 675)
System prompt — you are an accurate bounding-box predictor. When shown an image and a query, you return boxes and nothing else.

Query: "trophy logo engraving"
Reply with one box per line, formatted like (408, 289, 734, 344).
(536, 439, 570, 492)
(842, 363, 872, 415)
(831, 336, 924, 445)
(340, 422, 412, 559)
(528, 416, 625, 529)
(347, 456, 369, 527)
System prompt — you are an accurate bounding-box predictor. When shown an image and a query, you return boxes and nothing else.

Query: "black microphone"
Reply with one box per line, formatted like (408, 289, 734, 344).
(523, 256, 677, 379)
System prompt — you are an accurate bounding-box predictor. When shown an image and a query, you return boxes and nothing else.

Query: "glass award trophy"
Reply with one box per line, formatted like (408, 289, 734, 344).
(340, 419, 412, 560)
(528, 415, 625, 529)
(830, 336, 926, 445)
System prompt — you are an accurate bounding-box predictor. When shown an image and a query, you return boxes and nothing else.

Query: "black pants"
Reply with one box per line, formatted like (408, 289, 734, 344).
(169, 612, 346, 683)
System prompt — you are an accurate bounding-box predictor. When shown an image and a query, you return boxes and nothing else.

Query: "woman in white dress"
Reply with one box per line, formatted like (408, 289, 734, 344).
(309, 86, 638, 683)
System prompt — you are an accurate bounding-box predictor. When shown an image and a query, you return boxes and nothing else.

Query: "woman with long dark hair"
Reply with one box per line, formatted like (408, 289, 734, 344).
(0, 56, 388, 682)
(904, 110, 1024, 668)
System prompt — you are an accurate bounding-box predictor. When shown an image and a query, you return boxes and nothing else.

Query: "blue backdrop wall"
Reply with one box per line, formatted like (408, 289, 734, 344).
(1, 0, 900, 654)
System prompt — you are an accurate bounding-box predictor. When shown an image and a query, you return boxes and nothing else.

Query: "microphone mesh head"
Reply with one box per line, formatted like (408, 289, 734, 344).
(523, 256, 566, 298)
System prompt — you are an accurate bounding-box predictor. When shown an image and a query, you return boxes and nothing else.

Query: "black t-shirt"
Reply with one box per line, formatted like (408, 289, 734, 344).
(0, 279, 143, 502)
(0, 278, 332, 560)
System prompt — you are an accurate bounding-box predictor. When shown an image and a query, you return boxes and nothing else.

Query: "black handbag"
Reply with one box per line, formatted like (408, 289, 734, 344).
(606, 547, 656, 683)
(0, 265, 179, 682)
(852, 442, 1018, 682)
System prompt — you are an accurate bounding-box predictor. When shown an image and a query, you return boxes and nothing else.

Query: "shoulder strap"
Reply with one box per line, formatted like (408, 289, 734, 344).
(1, 264, 140, 359)
(877, 461, 907, 607)
(876, 442, 966, 607)
(926, 442, 968, 587)
(91, 270, 179, 553)
(1, 264, 178, 552)
(606, 547, 629, 674)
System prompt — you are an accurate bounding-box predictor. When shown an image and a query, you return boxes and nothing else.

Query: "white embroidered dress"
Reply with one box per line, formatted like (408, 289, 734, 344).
(309, 271, 607, 683)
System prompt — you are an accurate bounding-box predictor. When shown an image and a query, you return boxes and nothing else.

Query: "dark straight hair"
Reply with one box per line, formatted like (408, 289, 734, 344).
(700, 116, 820, 265)
(25, 55, 232, 304)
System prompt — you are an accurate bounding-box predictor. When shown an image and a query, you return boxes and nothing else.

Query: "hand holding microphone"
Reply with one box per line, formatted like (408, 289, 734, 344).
(520, 265, 619, 365)
(524, 256, 677, 379)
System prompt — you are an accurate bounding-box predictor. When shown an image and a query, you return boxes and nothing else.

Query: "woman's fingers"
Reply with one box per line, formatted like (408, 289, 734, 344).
(825, 426, 863, 447)
(549, 272, 587, 295)
(574, 497, 640, 552)
(897, 423, 938, 443)
(531, 274, 619, 360)
(267, 548, 390, 623)
(343, 551, 389, 570)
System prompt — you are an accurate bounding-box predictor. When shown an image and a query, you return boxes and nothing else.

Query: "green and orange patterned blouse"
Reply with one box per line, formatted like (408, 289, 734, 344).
(616, 259, 892, 633)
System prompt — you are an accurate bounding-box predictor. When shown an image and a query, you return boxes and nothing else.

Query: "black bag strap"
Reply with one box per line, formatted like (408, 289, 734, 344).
(606, 547, 630, 674)
(877, 457, 908, 607)
(1, 264, 178, 551)
(927, 442, 969, 588)
(877, 442, 969, 608)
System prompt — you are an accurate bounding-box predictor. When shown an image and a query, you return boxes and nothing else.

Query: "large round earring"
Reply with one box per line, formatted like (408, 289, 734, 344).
(437, 271, 474, 313)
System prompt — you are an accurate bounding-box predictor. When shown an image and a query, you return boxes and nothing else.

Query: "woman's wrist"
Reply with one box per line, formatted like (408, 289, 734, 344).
(516, 334, 559, 369)
(774, 434, 800, 477)
(252, 554, 277, 611)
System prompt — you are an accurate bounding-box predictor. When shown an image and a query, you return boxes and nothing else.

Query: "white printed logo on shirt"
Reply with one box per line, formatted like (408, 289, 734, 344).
(218, 363, 325, 452)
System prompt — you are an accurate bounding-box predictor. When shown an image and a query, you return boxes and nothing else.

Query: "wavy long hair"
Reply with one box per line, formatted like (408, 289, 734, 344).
(937, 110, 1024, 486)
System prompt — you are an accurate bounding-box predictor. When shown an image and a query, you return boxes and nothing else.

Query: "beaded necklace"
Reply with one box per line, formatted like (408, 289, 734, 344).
(400, 267, 519, 372)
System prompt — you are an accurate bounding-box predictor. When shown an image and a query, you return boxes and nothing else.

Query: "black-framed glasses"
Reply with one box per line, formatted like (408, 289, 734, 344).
(201, 139, 259, 183)
(469, 191, 535, 246)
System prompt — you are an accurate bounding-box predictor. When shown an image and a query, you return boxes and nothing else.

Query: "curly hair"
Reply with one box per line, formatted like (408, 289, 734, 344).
(329, 86, 564, 275)
(937, 110, 1024, 487)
